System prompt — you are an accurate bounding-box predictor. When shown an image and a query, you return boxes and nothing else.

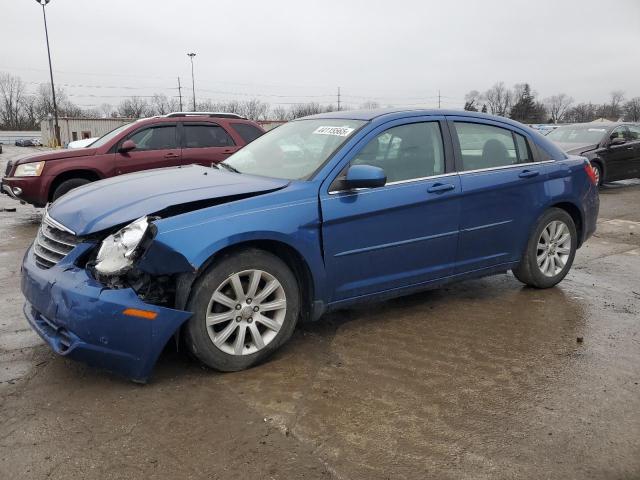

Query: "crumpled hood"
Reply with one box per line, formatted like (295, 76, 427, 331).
(555, 142, 598, 155)
(48, 165, 289, 236)
(14, 148, 98, 165)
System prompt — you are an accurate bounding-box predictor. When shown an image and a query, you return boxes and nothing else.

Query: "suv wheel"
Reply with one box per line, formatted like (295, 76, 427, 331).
(52, 178, 91, 201)
(185, 249, 300, 372)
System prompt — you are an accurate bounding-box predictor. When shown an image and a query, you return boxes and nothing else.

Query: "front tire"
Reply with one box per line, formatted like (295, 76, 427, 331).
(52, 178, 91, 201)
(512, 208, 577, 289)
(184, 249, 300, 372)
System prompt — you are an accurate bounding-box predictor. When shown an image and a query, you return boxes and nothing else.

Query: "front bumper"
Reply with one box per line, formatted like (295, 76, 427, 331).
(1, 176, 48, 207)
(21, 242, 192, 382)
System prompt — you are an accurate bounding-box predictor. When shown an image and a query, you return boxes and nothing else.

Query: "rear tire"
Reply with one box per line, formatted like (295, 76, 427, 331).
(52, 178, 91, 201)
(512, 208, 577, 289)
(184, 249, 300, 372)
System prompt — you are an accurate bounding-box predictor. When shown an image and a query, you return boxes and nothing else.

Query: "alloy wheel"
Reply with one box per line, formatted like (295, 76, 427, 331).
(205, 269, 287, 355)
(536, 220, 572, 277)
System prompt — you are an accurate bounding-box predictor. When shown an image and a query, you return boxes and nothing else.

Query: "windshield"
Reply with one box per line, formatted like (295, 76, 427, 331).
(547, 125, 608, 144)
(89, 123, 133, 148)
(222, 119, 365, 179)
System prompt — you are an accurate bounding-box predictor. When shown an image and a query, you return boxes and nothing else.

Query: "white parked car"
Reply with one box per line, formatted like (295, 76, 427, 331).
(67, 137, 98, 149)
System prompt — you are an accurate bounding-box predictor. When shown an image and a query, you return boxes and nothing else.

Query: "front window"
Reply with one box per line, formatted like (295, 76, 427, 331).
(547, 125, 608, 144)
(89, 123, 132, 148)
(351, 122, 445, 182)
(222, 119, 365, 179)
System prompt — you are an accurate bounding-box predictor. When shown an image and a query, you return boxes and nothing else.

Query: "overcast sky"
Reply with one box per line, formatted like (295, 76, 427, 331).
(1, 0, 638, 111)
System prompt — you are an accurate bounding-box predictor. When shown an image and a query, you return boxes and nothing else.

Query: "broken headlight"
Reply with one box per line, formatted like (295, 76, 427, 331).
(95, 216, 150, 276)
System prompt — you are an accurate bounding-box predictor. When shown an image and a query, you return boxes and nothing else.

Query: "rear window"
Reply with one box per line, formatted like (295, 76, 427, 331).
(230, 123, 264, 144)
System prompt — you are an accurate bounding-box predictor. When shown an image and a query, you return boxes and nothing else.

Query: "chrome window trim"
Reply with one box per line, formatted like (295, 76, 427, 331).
(327, 160, 557, 195)
(457, 160, 555, 175)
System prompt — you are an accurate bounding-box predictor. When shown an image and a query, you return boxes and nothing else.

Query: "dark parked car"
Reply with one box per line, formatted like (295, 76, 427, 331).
(15, 138, 41, 147)
(1, 113, 265, 206)
(547, 122, 640, 185)
(20, 109, 599, 382)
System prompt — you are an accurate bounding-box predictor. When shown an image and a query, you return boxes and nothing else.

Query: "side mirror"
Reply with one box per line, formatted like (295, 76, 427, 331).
(609, 136, 626, 146)
(344, 164, 386, 189)
(119, 139, 137, 152)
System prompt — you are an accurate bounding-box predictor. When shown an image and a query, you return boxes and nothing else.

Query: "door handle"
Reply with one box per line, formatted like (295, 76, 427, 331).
(164, 153, 180, 159)
(427, 183, 455, 193)
(518, 169, 539, 179)
(221, 149, 235, 155)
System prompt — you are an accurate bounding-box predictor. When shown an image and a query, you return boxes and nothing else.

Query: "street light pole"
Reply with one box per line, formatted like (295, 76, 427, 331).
(187, 53, 196, 111)
(37, 0, 60, 147)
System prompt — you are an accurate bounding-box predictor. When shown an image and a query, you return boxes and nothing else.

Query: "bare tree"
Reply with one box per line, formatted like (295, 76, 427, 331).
(463, 90, 481, 111)
(609, 90, 625, 120)
(484, 82, 512, 117)
(360, 100, 380, 110)
(0, 72, 26, 129)
(624, 97, 640, 122)
(149, 94, 179, 116)
(544, 94, 574, 123)
(117, 97, 150, 118)
(236, 99, 270, 120)
(99, 103, 115, 118)
(270, 106, 288, 121)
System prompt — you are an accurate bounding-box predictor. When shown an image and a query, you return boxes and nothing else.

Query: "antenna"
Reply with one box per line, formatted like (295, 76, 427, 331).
(177, 77, 183, 111)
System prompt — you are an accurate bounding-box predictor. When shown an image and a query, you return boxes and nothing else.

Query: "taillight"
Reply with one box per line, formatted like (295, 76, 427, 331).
(584, 161, 597, 185)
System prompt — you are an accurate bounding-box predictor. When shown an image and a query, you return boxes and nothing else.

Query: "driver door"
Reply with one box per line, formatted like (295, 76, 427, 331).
(114, 124, 181, 175)
(320, 118, 461, 302)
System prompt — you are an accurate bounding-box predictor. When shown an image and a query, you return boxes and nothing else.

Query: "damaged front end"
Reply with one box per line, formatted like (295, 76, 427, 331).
(21, 215, 195, 383)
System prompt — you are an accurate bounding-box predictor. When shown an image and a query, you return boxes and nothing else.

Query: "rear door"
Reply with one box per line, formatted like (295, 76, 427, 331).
(448, 117, 550, 273)
(181, 122, 240, 166)
(320, 117, 461, 302)
(624, 125, 640, 179)
(114, 124, 181, 175)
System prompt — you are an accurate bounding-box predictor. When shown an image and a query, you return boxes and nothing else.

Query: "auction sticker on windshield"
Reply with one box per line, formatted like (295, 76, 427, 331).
(313, 126, 355, 136)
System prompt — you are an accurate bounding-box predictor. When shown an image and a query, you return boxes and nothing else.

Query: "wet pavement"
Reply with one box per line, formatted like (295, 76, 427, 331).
(0, 145, 638, 479)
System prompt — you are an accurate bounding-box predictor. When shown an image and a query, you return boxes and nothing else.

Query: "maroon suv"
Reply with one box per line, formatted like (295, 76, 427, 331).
(1, 113, 265, 207)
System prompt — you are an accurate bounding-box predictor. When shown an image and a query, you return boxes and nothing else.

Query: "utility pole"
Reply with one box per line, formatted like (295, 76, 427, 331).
(36, 0, 60, 147)
(337, 87, 341, 111)
(177, 77, 183, 111)
(438, 90, 441, 109)
(187, 53, 196, 111)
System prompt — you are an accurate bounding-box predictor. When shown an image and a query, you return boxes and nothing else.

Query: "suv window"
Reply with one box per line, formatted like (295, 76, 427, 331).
(230, 123, 264, 143)
(129, 125, 178, 151)
(351, 122, 445, 183)
(184, 124, 235, 148)
(454, 122, 528, 171)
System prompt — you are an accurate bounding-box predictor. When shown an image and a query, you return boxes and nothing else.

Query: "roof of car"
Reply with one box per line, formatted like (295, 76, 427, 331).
(301, 108, 536, 130)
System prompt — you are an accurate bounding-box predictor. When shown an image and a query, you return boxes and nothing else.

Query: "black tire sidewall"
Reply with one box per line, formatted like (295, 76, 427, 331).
(52, 178, 91, 201)
(184, 249, 300, 372)
(524, 208, 577, 288)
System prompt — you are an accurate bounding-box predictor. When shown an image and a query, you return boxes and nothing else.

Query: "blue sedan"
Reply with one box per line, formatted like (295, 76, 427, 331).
(21, 109, 599, 381)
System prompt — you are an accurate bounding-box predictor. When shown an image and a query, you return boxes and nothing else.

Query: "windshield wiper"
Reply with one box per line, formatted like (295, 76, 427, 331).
(218, 162, 240, 174)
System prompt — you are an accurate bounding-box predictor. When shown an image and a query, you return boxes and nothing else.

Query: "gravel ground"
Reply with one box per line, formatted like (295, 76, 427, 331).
(1, 145, 639, 479)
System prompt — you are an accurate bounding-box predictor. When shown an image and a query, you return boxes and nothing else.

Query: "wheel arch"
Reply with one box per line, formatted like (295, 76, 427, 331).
(48, 169, 103, 201)
(175, 239, 316, 323)
(549, 201, 584, 247)
(589, 157, 605, 183)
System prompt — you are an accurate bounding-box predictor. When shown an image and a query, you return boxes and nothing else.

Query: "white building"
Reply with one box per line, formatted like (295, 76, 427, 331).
(41, 117, 133, 147)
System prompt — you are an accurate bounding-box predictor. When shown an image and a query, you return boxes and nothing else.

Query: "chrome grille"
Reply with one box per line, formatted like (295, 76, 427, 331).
(33, 215, 79, 269)
(4, 160, 12, 176)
